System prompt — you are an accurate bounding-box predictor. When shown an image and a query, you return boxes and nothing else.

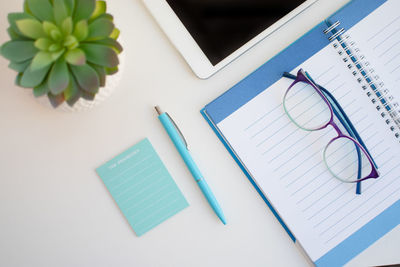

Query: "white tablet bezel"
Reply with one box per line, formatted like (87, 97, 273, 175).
(142, 0, 318, 79)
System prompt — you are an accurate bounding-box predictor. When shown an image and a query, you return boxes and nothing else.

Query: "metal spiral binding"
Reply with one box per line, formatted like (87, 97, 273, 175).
(324, 20, 400, 141)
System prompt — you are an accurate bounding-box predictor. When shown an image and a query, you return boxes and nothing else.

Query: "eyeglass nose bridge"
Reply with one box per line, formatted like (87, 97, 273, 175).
(330, 120, 345, 137)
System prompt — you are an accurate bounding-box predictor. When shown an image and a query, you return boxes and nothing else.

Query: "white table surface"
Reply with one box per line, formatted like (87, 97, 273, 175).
(0, 0, 399, 266)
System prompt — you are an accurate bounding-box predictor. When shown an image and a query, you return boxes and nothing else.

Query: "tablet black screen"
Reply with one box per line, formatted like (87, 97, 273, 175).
(165, 0, 307, 65)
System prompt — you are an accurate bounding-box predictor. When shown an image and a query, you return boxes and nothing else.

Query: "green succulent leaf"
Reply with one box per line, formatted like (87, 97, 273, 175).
(48, 43, 61, 52)
(87, 18, 114, 41)
(73, 0, 96, 22)
(88, 63, 106, 87)
(89, 1, 106, 22)
(34, 38, 53, 50)
(16, 19, 46, 39)
(64, 0, 76, 16)
(23, 0, 34, 16)
(109, 28, 120, 40)
(9, 60, 31, 72)
(61, 17, 73, 35)
(33, 81, 50, 97)
(8, 12, 36, 36)
(66, 89, 81, 106)
(73, 20, 88, 41)
(80, 43, 118, 68)
(43, 21, 58, 36)
(51, 48, 65, 61)
(70, 63, 99, 93)
(48, 58, 70, 94)
(7, 28, 20, 40)
(15, 73, 24, 87)
(88, 37, 123, 53)
(53, 0, 69, 26)
(63, 35, 78, 49)
(105, 66, 118, 75)
(66, 92, 80, 106)
(64, 74, 79, 102)
(47, 92, 65, 108)
(65, 48, 86, 65)
(96, 13, 113, 22)
(1, 40, 37, 62)
(26, 0, 54, 22)
(31, 51, 54, 70)
(50, 29, 62, 41)
(20, 64, 51, 88)
(7, 27, 26, 40)
(79, 89, 95, 100)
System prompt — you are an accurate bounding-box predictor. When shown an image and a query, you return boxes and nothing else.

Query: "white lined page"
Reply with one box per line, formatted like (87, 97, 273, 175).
(348, 1, 400, 105)
(216, 34, 400, 261)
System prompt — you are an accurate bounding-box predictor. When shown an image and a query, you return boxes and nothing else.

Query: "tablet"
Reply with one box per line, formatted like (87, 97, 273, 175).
(143, 0, 318, 78)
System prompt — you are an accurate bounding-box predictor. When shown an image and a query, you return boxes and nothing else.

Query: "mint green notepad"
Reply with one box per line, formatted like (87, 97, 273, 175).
(96, 138, 189, 236)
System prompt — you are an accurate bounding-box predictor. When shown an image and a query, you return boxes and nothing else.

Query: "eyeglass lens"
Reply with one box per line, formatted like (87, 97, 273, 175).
(284, 80, 331, 131)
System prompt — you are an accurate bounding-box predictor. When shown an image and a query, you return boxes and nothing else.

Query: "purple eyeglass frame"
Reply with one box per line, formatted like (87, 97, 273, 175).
(284, 69, 379, 183)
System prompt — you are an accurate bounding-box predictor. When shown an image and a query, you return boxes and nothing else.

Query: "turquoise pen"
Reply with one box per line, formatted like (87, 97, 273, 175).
(155, 106, 226, 225)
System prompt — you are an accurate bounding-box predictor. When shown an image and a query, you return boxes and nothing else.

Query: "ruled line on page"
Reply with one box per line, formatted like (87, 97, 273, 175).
(117, 169, 165, 202)
(302, 147, 392, 217)
(390, 63, 400, 74)
(121, 183, 173, 212)
(322, 182, 398, 240)
(324, 167, 400, 244)
(373, 28, 400, 50)
(321, 169, 400, 239)
(306, 148, 394, 225)
(385, 52, 400, 65)
(110, 160, 159, 191)
(378, 40, 400, 58)
(320, 161, 400, 243)
(123, 184, 177, 213)
(116, 169, 165, 201)
(105, 155, 153, 182)
(133, 198, 181, 229)
(366, 14, 400, 42)
(296, 138, 385, 205)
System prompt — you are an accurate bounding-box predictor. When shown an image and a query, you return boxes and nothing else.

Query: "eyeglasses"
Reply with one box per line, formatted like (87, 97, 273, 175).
(282, 69, 379, 193)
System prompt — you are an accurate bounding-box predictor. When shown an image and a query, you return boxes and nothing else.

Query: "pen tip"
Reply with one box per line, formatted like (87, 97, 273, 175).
(219, 215, 227, 225)
(154, 106, 162, 115)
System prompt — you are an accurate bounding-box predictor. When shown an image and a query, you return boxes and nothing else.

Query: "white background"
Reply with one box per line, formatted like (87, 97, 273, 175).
(0, 0, 399, 266)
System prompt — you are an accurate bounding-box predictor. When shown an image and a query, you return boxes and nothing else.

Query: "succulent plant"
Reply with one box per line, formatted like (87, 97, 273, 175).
(0, 0, 122, 107)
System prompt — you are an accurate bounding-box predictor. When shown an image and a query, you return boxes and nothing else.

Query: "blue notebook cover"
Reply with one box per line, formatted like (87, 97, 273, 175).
(202, 0, 399, 266)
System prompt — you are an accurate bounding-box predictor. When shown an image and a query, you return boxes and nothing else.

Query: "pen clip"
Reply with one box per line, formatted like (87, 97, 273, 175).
(166, 112, 188, 150)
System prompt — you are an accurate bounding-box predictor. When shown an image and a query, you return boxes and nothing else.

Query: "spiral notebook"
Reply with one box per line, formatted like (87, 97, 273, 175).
(201, 0, 400, 266)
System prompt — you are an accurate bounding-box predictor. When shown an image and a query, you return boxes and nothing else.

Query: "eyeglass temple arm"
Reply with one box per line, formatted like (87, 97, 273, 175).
(282, 72, 377, 168)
